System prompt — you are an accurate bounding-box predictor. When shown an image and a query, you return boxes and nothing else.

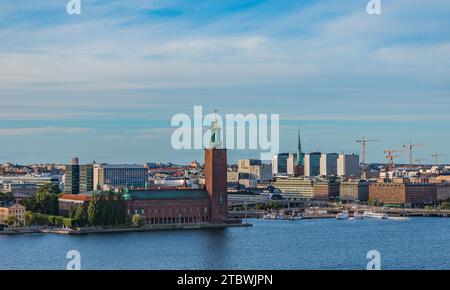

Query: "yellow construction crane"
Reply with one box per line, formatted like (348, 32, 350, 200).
(402, 141, 428, 169)
(384, 149, 403, 172)
(357, 137, 380, 180)
(432, 152, 446, 166)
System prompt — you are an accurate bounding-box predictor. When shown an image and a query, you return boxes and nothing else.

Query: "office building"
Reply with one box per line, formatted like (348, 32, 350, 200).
(340, 181, 370, 202)
(64, 157, 94, 194)
(337, 154, 360, 178)
(304, 152, 321, 177)
(272, 176, 314, 200)
(320, 153, 339, 176)
(272, 153, 289, 175)
(93, 164, 147, 190)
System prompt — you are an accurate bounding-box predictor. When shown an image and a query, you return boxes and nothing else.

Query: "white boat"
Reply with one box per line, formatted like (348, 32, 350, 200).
(336, 211, 349, 219)
(363, 211, 389, 219)
(353, 212, 364, 219)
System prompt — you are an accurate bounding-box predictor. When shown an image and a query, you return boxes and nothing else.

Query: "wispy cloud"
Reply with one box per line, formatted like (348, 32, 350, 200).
(0, 127, 90, 136)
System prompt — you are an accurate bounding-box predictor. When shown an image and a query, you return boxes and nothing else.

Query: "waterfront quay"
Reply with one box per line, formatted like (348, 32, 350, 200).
(0, 222, 252, 236)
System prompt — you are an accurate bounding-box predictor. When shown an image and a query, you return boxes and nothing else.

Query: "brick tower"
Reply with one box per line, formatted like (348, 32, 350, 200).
(204, 111, 228, 223)
(205, 148, 228, 223)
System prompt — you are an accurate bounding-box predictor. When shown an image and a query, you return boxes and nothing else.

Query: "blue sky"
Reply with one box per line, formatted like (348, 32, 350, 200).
(0, 0, 449, 164)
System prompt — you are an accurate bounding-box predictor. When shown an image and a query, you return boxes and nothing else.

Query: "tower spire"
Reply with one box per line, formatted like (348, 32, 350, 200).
(297, 125, 304, 166)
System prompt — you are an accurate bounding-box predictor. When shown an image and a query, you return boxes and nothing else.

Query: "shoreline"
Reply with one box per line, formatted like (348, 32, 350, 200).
(0, 222, 252, 236)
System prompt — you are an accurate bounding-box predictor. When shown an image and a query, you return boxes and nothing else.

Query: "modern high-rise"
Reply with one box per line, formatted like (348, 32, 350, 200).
(337, 154, 360, 178)
(320, 153, 339, 176)
(64, 158, 93, 194)
(93, 164, 147, 190)
(272, 153, 290, 175)
(304, 152, 321, 177)
(287, 153, 297, 175)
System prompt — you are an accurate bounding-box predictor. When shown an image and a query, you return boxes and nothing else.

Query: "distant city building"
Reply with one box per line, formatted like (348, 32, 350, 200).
(304, 152, 321, 177)
(337, 154, 360, 178)
(368, 180, 437, 206)
(287, 153, 297, 176)
(320, 153, 338, 176)
(64, 157, 94, 194)
(272, 154, 289, 175)
(340, 181, 370, 202)
(436, 183, 450, 201)
(313, 180, 340, 201)
(272, 176, 314, 200)
(93, 164, 147, 190)
(0, 203, 26, 227)
(237, 159, 272, 188)
(2, 182, 37, 198)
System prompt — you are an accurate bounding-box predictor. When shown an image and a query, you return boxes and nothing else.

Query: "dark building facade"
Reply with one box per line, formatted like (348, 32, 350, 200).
(64, 158, 93, 194)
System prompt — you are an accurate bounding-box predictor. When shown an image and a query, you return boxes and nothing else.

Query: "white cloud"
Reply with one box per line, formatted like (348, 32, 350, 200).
(0, 127, 90, 136)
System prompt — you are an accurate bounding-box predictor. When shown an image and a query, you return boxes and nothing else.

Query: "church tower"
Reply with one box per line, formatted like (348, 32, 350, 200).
(297, 126, 304, 166)
(204, 112, 228, 223)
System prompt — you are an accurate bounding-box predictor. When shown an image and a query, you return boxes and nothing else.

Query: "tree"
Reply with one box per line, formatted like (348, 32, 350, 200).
(132, 214, 144, 227)
(106, 191, 116, 225)
(6, 215, 17, 227)
(115, 194, 127, 225)
(440, 202, 450, 210)
(87, 193, 97, 226)
(0, 191, 14, 202)
(74, 205, 86, 226)
(68, 205, 76, 219)
(36, 183, 61, 196)
(97, 193, 107, 225)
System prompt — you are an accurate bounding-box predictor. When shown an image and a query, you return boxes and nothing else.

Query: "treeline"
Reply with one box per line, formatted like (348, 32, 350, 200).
(67, 191, 128, 227)
(19, 184, 60, 215)
(26, 212, 74, 228)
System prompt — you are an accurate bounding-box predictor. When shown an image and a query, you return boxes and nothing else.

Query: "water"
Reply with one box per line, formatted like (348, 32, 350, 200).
(1, 217, 450, 270)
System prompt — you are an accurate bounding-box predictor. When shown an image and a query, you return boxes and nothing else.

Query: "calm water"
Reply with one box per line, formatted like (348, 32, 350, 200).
(1, 218, 450, 270)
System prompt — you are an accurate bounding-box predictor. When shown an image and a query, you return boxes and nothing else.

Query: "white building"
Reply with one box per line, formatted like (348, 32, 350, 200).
(337, 154, 360, 178)
(287, 153, 298, 176)
(272, 154, 289, 175)
(93, 164, 147, 190)
(320, 153, 338, 176)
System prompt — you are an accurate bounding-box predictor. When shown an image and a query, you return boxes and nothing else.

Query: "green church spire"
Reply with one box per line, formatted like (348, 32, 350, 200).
(297, 126, 304, 166)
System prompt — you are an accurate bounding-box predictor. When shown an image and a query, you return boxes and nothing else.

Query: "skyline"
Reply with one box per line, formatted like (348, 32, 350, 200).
(1, 0, 450, 164)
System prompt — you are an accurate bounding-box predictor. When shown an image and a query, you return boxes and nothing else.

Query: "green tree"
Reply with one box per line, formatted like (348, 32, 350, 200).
(0, 191, 14, 202)
(97, 193, 107, 225)
(106, 191, 116, 225)
(68, 205, 76, 218)
(115, 194, 127, 225)
(131, 214, 144, 227)
(87, 193, 97, 226)
(440, 202, 450, 210)
(36, 183, 61, 196)
(74, 205, 86, 226)
(6, 215, 17, 227)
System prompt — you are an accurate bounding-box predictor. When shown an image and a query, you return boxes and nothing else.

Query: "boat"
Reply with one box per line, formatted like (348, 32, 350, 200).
(353, 212, 364, 219)
(388, 216, 410, 221)
(362, 211, 389, 219)
(336, 211, 349, 219)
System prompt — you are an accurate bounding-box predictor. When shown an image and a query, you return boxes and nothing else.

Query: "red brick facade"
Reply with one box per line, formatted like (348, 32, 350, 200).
(127, 197, 211, 224)
(205, 149, 228, 222)
(369, 183, 437, 205)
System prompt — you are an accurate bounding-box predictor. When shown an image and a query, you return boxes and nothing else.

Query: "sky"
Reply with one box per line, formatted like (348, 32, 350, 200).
(0, 0, 449, 165)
